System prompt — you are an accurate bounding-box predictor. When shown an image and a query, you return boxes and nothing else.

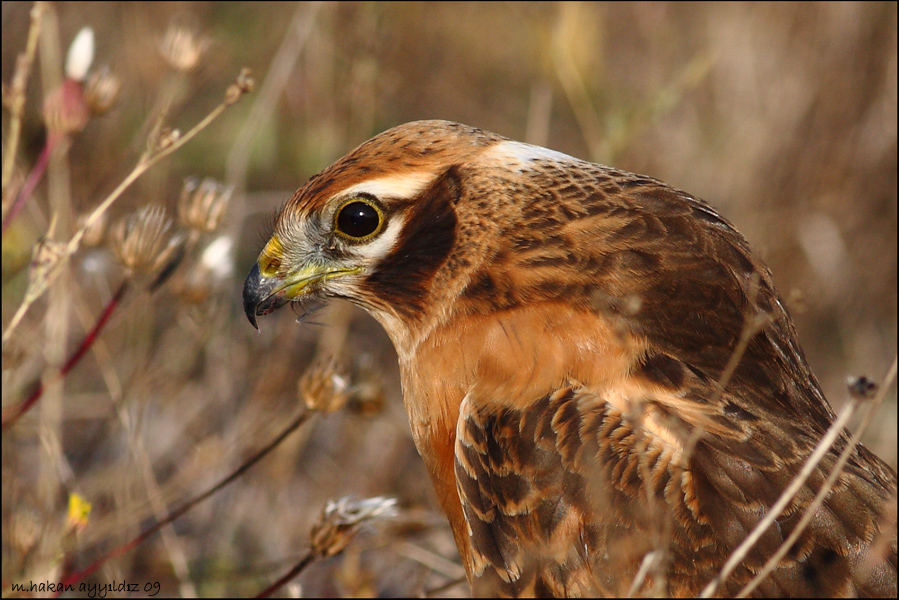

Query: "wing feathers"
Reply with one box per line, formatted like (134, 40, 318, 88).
(453, 380, 895, 596)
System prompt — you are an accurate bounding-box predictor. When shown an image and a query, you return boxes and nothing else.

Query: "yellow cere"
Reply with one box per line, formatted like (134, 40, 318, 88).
(259, 235, 284, 277)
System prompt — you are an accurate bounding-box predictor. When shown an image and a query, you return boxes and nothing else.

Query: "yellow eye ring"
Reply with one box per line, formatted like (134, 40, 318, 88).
(334, 197, 384, 241)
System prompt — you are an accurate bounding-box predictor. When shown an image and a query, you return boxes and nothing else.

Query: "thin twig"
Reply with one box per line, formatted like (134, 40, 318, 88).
(395, 540, 467, 581)
(55, 407, 313, 595)
(679, 276, 770, 469)
(424, 577, 469, 597)
(626, 550, 662, 598)
(735, 358, 899, 598)
(255, 552, 315, 599)
(3, 71, 250, 346)
(2, 132, 65, 234)
(1, 2, 46, 193)
(628, 414, 673, 597)
(698, 390, 863, 597)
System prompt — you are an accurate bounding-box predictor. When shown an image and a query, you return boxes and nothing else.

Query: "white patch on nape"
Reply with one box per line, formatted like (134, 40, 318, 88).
(349, 212, 406, 262)
(338, 171, 438, 201)
(483, 140, 582, 171)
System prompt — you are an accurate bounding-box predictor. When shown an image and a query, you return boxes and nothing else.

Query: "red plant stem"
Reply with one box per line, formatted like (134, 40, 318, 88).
(1, 279, 129, 429)
(2, 131, 65, 235)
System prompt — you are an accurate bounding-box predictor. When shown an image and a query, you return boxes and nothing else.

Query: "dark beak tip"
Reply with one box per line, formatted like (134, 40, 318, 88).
(242, 263, 262, 330)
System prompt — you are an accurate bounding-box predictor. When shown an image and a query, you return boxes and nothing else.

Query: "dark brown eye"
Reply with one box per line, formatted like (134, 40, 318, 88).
(336, 200, 382, 239)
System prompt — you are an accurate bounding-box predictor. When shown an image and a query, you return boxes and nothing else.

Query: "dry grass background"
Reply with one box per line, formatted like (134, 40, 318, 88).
(2, 2, 896, 597)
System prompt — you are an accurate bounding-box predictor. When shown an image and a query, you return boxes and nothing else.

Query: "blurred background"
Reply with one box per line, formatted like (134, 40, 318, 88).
(2, 2, 896, 597)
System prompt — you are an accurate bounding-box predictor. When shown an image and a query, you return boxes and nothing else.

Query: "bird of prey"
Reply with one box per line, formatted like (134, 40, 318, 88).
(243, 120, 897, 597)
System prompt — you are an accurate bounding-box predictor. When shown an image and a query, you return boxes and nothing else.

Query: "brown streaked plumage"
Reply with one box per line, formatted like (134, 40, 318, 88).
(243, 120, 897, 597)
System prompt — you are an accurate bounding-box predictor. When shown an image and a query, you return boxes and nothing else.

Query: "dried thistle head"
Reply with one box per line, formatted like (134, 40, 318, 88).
(309, 496, 399, 558)
(84, 66, 121, 116)
(347, 379, 386, 416)
(299, 360, 350, 414)
(158, 24, 209, 72)
(111, 205, 177, 275)
(178, 177, 233, 233)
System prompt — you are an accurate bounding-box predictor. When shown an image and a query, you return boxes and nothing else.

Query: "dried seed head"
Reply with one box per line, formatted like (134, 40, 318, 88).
(847, 376, 877, 400)
(178, 177, 233, 233)
(43, 78, 89, 135)
(158, 25, 209, 72)
(65, 27, 95, 82)
(300, 360, 350, 414)
(224, 68, 254, 105)
(111, 205, 175, 275)
(310, 497, 398, 558)
(155, 127, 181, 151)
(84, 66, 121, 115)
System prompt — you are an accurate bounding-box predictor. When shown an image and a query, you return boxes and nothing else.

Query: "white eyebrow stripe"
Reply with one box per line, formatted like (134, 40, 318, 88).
(337, 172, 439, 200)
(483, 140, 582, 170)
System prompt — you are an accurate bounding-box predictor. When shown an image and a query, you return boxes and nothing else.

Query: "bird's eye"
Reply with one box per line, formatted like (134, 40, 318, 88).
(335, 199, 383, 240)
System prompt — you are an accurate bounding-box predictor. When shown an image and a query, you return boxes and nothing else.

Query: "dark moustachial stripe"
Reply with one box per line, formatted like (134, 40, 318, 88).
(362, 166, 460, 318)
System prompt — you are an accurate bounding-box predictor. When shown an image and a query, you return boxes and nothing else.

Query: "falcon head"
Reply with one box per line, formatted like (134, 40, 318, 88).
(244, 120, 528, 351)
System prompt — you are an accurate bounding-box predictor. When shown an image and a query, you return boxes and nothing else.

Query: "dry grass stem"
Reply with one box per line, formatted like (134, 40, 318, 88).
(395, 540, 468, 581)
(698, 385, 867, 597)
(1, 2, 46, 192)
(735, 360, 899, 597)
(2, 68, 253, 345)
(225, 1, 322, 197)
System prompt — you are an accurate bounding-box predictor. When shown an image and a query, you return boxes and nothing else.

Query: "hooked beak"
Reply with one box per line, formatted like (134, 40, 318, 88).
(242, 261, 362, 330)
(242, 262, 281, 330)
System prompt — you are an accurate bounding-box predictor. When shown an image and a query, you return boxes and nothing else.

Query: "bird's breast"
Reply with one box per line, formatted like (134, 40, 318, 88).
(395, 301, 648, 572)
